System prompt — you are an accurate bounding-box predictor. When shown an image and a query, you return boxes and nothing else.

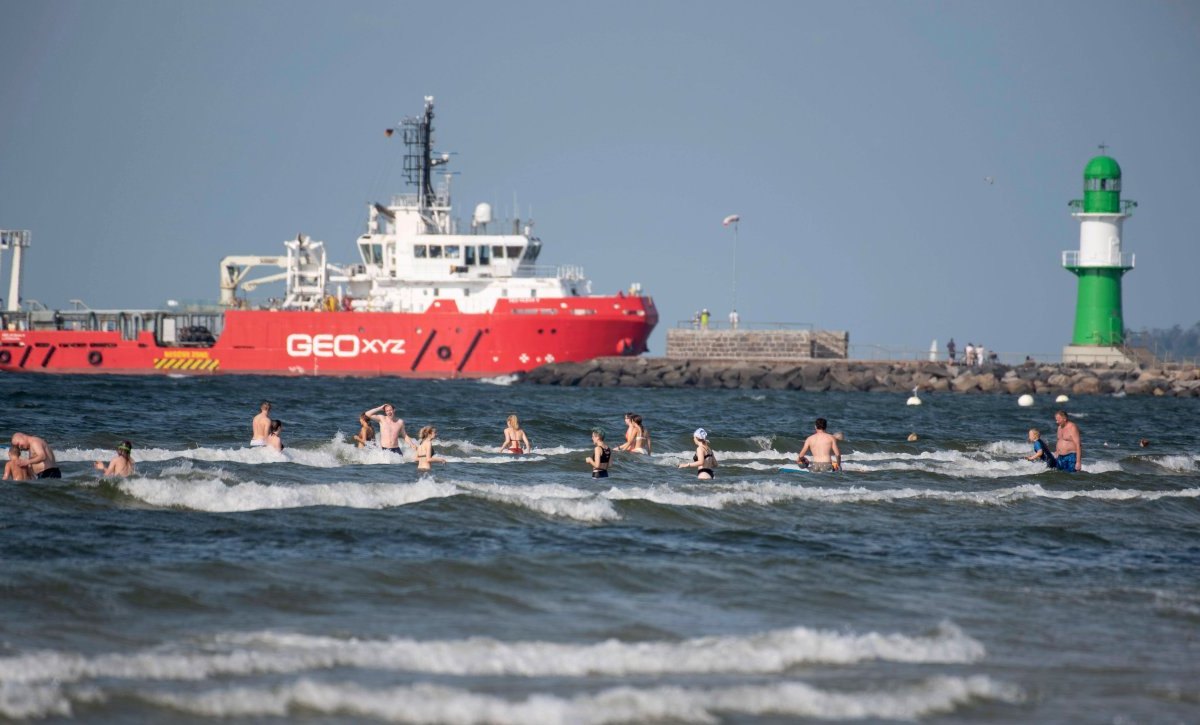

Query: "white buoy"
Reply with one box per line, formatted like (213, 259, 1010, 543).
(1018, 394, 1035, 407)
(1055, 394, 1070, 403)
(906, 386, 922, 406)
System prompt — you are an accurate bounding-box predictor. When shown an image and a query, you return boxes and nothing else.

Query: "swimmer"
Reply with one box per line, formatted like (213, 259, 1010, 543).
(251, 401, 272, 446)
(1139, 438, 1151, 448)
(365, 403, 414, 457)
(414, 426, 446, 471)
(619, 413, 637, 452)
(586, 429, 612, 478)
(4, 446, 31, 481)
(95, 441, 135, 477)
(10, 433, 60, 479)
(1053, 410, 1082, 472)
(266, 420, 284, 452)
(678, 427, 717, 479)
(499, 414, 531, 454)
(619, 413, 651, 454)
(796, 418, 842, 472)
(1025, 428, 1057, 469)
(353, 413, 376, 448)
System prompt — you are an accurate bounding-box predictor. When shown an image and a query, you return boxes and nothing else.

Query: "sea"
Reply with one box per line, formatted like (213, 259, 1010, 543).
(1, 374, 1197, 724)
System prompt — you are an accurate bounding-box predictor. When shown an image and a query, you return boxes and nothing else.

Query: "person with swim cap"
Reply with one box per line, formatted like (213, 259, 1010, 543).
(1025, 428, 1057, 469)
(95, 441, 135, 477)
(10, 433, 61, 479)
(586, 429, 612, 478)
(796, 418, 841, 472)
(365, 403, 414, 457)
(251, 401, 272, 447)
(499, 414, 530, 454)
(678, 428, 717, 479)
(4, 446, 31, 481)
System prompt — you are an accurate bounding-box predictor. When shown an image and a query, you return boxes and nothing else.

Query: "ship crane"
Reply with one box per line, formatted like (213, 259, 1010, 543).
(219, 234, 334, 309)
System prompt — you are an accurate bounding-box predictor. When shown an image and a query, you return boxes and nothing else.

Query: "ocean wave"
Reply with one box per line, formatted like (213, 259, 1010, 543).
(1146, 455, 1198, 473)
(0, 622, 984, 686)
(476, 374, 519, 386)
(131, 675, 1019, 723)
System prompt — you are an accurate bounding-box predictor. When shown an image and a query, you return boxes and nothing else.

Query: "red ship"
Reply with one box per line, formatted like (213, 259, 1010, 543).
(0, 97, 656, 377)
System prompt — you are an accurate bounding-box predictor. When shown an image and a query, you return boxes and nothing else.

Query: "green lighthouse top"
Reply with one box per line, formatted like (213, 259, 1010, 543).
(1081, 154, 1123, 213)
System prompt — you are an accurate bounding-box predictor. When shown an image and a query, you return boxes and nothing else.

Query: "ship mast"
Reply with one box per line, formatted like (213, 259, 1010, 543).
(403, 96, 439, 210)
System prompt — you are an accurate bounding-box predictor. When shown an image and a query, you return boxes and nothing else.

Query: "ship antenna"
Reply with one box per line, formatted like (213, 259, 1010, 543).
(402, 96, 437, 209)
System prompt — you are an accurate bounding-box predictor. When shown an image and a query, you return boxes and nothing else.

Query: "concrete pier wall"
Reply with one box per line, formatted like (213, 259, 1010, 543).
(665, 329, 849, 361)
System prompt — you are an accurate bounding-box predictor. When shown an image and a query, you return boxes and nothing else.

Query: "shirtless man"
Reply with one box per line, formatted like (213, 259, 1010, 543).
(1053, 410, 1082, 472)
(10, 432, 61, 479)
(796, 418, 841, 473)
(365, 403, 414, 456)
(251, 401, 272, 447)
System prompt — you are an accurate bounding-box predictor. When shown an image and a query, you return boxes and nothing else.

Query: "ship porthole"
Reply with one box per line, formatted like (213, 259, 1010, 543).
(88, 351, 103, 366)
(436, 345, 452, 361)
(0, 350, 9, 364)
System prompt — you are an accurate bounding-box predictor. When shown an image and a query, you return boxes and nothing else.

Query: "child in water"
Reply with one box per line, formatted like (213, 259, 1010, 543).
(353, 413, 376, 448)
(586, 429, 612, 478)
(1025, 428, 1057, 469)
(267, 420, 285, 452)
(94, 441, 135, 477)
(415, 426, 446, 470)
(499, 414, 530, 454)
(4, 446, 31, 481)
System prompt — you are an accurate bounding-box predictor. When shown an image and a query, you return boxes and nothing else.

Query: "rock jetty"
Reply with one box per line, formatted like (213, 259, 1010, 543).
(521, 358, 1200, 397)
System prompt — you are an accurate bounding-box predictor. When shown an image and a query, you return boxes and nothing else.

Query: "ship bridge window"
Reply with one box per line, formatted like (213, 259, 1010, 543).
(360, 242, 385, 265)
(479, 245, 490, 265)
(492, 245, 505, 258)
(429, 245, 443, 259)
(523, 240, 542, 262)
(444, 245, 461, 259)
(506, 245, 523, 259)
(465, 246, 476, 265)
(414, 245, 428, 259)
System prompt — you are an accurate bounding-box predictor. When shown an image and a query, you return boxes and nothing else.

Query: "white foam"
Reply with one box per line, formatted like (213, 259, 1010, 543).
(0, 622, 984, 686)
(1148, 455, 1198, 472)
(458, 481, 619, 522)
(115, 477, 459, 513)
(136, 675, 1020, 723)
(0, 682, 72, 719)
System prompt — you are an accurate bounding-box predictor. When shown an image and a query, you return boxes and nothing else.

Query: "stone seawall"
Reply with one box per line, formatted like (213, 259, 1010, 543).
(665, 329, 849, 360)
(521, 357, 1200, 397)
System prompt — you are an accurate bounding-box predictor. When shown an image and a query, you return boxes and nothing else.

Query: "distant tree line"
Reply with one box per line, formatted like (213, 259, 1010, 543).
(1126, 321, 1200, 361)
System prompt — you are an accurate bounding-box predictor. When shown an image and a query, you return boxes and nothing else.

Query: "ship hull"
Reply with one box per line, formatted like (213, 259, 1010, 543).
(0, 296, 656, 377)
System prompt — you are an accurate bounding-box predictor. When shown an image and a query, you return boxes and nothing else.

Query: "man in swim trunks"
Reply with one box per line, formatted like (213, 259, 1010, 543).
(365, 403, 414, 456)
(1053, 410, 1082, 472)
(10, 432, 61, 479)
(796, 417, 841, 473)
(251, 401, 272, 446)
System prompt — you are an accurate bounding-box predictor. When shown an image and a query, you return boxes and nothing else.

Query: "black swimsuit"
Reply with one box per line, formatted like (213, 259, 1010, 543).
(593, 446, 611, 478)
(693, 449, 715, 478)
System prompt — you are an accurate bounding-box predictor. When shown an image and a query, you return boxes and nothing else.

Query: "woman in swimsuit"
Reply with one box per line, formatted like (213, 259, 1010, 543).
(678, 428, 716, 480)
(499, 414, 530, 454)
(94, 440, 135, 477)
(586, 429, 612, 478)
(353, 413, 376, 448)
(266, 420, 284, 452)
(415, 426, 446, 471)
(618, 413, 637, 452)
(629, 414, 651, 454)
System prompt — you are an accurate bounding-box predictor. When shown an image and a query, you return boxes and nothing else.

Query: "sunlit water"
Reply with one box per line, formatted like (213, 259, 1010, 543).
(2, 375, 1197, 723)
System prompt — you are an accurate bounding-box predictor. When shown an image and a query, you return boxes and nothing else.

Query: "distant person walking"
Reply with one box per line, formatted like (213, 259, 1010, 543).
(947, 338, 956, 362)
(965, 342, 976, 367)
(1053, 410, 1082, 472)
(700, 309, 710, 330)
(729, 309, 740, 330)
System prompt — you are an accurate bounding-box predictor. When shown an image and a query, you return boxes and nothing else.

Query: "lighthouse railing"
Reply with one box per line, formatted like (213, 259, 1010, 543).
(1061, 250, 1135, 268)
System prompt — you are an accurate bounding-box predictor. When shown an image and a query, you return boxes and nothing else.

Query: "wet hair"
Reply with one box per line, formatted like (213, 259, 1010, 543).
(359, 413, 371, 423)
(419, 425, 436, 440)
(261, 401, 271, 410)
(591, 428, 606, 441)
(1055, 410, 1069, 420)
(631, 414, 643, 426)
(269, 419, 283, 434)
(7, 446, 19, 459)
(507, 414, 519, 428)
(117, 441, 133, 458)
(1029, 428, 1040, 437)
(815, 418, 828, 431)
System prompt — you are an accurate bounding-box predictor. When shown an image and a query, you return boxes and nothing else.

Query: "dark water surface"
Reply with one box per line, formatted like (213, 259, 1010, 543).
(1, 374, 1198, 722)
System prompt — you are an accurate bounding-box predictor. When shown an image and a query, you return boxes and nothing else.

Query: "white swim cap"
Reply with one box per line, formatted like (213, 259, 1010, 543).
(693, 428, 707, 440)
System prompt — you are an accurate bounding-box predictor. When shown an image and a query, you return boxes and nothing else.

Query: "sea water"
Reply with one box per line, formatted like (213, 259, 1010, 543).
(1, 375, 1197, 723)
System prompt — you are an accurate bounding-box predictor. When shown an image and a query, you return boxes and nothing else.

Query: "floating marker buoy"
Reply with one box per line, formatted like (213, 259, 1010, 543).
(1055, 394, 1069, 403)
(906, 395, 922, 406)
(1018, 394, 1034, 407)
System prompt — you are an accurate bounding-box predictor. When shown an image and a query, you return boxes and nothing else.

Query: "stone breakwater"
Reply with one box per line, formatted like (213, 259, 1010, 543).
(521, 357, 1200, 397)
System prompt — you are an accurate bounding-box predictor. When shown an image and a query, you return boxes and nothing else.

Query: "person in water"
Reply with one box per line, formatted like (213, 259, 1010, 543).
(266, 420, 284, 452)
(95, 441, 135, 477)
(796, 418, 841, 472)
(499, 414, 531, 454)
(353, 413, 376, 448)
(678, 427, 717, 480)
(618, 413, 651, 454)
(3, 446, 31, 481)
(586, 429, 612, 478)
(1053, 410, 1082, 472)
(365, 403, 414, 457)
(1025, 428, 1058, 469)
(414, 426, 446, 471)
(10, 433, 61, 479)
(251, 401, 272, 447)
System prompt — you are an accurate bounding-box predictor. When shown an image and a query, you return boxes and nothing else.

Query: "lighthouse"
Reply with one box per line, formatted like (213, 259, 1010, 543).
(1061, 152, 1137, 364)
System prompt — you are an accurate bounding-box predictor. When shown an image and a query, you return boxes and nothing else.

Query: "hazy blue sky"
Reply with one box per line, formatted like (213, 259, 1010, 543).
(2, 1, 1197, 359)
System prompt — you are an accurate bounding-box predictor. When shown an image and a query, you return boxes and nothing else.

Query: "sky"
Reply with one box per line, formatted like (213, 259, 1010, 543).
(1, 1, 1198, 360)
